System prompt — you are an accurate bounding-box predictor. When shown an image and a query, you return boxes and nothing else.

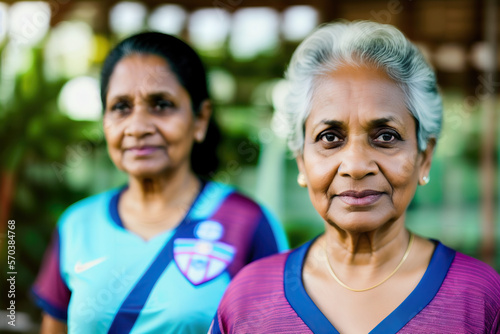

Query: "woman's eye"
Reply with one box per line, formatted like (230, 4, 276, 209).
(320, 132, 341, 143)
(154, 99, 174, 111)
(110, 102, 130, 113)
(374, 131, 400, 143)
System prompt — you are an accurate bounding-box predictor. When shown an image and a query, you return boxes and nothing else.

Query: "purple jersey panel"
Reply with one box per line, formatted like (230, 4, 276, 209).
(215, 253, 312, 334)
(31, 231, 71, 321)
(213, 192, 277, 278)
(400, 252, 500, 333)
(213, 240, 500, 334)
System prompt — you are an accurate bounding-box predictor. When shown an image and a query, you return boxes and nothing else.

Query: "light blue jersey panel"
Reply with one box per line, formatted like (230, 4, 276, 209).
(132, 265, 230, 333)
(58, 189, 175, 333)
(131, 182, 234, 334)
(42, 181, 288, 333)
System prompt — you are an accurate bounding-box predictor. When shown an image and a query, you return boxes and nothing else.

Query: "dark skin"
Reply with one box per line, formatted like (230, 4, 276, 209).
(298, 65, 436, 334)
(41, 54, 211, 333)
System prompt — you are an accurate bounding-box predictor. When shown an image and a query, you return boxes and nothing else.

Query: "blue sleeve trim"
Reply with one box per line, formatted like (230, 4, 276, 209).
(31, 288, 68, 322)
(247, 214, 279, 263)
(209, 314, 223, 334)
(260, 206, 289, 251)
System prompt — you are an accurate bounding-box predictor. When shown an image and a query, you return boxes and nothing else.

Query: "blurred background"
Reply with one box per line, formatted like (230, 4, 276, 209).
(0, 0, 499, 331)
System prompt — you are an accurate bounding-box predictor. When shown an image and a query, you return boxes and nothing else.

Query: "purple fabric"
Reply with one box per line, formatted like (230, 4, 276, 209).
(215, 253, 312, 334)
(212, 192, 272, 278)
(214, 243, 500, 334)
(31, 231, 71, 321)
(399, 252, 500, 333)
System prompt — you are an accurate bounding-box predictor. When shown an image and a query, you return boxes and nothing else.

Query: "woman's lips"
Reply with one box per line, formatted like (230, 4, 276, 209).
(126, 146, 161, 157)
(337, 190, 384, 206)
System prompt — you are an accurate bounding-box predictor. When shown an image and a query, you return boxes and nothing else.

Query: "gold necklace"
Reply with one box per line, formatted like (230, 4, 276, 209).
(323, 232, 414, 292)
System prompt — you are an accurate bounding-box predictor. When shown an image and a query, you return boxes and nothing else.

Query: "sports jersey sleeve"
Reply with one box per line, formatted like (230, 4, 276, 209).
(209, 252, 312, 334)
(247, 205, 288, 262)
(31, 230, 71, 321)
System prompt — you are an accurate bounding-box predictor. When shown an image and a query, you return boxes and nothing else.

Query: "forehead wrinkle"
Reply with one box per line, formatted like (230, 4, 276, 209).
(107, 54, 180, 100)
(307, 66, 413, 136)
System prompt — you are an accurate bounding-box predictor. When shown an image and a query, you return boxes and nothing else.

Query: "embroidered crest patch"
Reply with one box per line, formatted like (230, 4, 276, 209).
(174, 221, 235, 285)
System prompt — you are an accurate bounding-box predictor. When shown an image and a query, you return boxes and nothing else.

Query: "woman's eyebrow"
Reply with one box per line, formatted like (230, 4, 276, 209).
(108, 94, 131, 104)
(148, 91, 173, 98)
(368, 117, 403, 128)
(321, 119, 343, 127)
(310, 119, 344, 134)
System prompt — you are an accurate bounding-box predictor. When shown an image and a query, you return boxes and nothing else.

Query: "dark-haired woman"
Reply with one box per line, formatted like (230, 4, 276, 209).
(32, 32, 288, 334)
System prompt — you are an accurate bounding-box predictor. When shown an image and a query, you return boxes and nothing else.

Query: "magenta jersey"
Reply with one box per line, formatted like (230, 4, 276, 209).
(211, 239, 500, 334)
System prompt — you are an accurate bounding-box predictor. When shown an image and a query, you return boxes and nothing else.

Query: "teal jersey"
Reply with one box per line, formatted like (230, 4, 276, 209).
(33, 181, 288, 333)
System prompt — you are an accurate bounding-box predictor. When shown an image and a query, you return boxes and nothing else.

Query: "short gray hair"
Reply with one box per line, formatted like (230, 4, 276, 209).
(273, 20, 442, 155)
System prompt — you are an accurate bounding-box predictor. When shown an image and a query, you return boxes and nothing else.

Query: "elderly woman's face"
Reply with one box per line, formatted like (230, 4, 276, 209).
(298, 66, 434, 232)
(103, 54, 209, 178)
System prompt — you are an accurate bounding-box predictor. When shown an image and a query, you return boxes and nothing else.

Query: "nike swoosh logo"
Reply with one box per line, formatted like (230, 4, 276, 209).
(74, 257, 107, 273)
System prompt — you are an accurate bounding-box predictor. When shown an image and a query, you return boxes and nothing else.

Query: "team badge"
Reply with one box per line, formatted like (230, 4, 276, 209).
(174, 221, 235, 285)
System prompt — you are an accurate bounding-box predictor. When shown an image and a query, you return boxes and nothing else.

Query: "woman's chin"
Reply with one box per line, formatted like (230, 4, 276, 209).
(324, 211, 394, 234)
(122, 164, 172, 179)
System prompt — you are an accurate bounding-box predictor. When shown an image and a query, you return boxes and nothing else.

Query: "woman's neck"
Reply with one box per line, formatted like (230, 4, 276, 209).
(321, 220, 412, 283)
(125, 168, 200, 212)
(117, 168, 202, 240)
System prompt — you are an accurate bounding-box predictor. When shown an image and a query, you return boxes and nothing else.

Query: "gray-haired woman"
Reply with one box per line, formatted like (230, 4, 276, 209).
(210, 21, 500, 334)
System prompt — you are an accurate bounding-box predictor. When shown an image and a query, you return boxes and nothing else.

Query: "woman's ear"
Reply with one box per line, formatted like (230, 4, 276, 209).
(418, 138, 436, 185)
(296, 154, 308, 188)
(194, 99, 212, 143)
(296, 154, 305, 174)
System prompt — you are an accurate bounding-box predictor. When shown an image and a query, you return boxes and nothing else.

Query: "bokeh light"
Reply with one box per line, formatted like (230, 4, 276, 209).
(189, 8, 231, 51)
(8, 1, 50, 47)
(110, 1, 147, 36)
(44, 21, 94, 80)
(434, 44, 467, 72)
(470, 42, 496, 71)
(58, 76, 102, 121)
(230, 8, 279, 60)
(0, 3, 8, 44)
(148, 4, 187, 35)
(282, 6, 318, 41)
(208, 68, 237, 104)
(0, 43, 34, 104)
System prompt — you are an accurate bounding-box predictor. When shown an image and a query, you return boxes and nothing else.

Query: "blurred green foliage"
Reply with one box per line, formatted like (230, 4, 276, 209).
(0, 22, 499, 331)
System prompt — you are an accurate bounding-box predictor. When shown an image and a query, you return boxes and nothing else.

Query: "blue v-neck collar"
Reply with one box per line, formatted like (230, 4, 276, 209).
(284, 237, 456, 334)
(109, 180, 208, 229)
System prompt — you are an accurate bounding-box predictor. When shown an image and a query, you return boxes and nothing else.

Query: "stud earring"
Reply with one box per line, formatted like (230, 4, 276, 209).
(297, 173, 307, 187)
(195, 132, 204, 143)
(422, 176, 430, 185)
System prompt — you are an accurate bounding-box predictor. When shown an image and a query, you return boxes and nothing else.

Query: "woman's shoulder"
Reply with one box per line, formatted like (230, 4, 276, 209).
(201, 181, 276, 222)
(450, 251, 500, 287)
(443, 249, 500, 309)
(235, 251, 291, 279)
(223, 240, 312, 296)
(204, 181, 260, 208)
(218, 251, 291, 307)
(58, 188, 122, 226)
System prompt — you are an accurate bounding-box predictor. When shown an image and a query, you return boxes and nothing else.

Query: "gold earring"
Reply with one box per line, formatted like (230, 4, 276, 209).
(195, 132, 204, 143)
(297, 173, 307, 187)
(422, 176, 430, 185)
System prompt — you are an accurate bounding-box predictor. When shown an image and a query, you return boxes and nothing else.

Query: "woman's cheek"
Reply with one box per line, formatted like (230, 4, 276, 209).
(306, 158, 336, 215)
(389, 154, 419, 186)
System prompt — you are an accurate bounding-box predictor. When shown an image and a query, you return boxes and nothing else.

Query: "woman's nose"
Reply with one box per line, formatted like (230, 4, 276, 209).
(124, 107, 155, 138)
(338, 138, 378, 180)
